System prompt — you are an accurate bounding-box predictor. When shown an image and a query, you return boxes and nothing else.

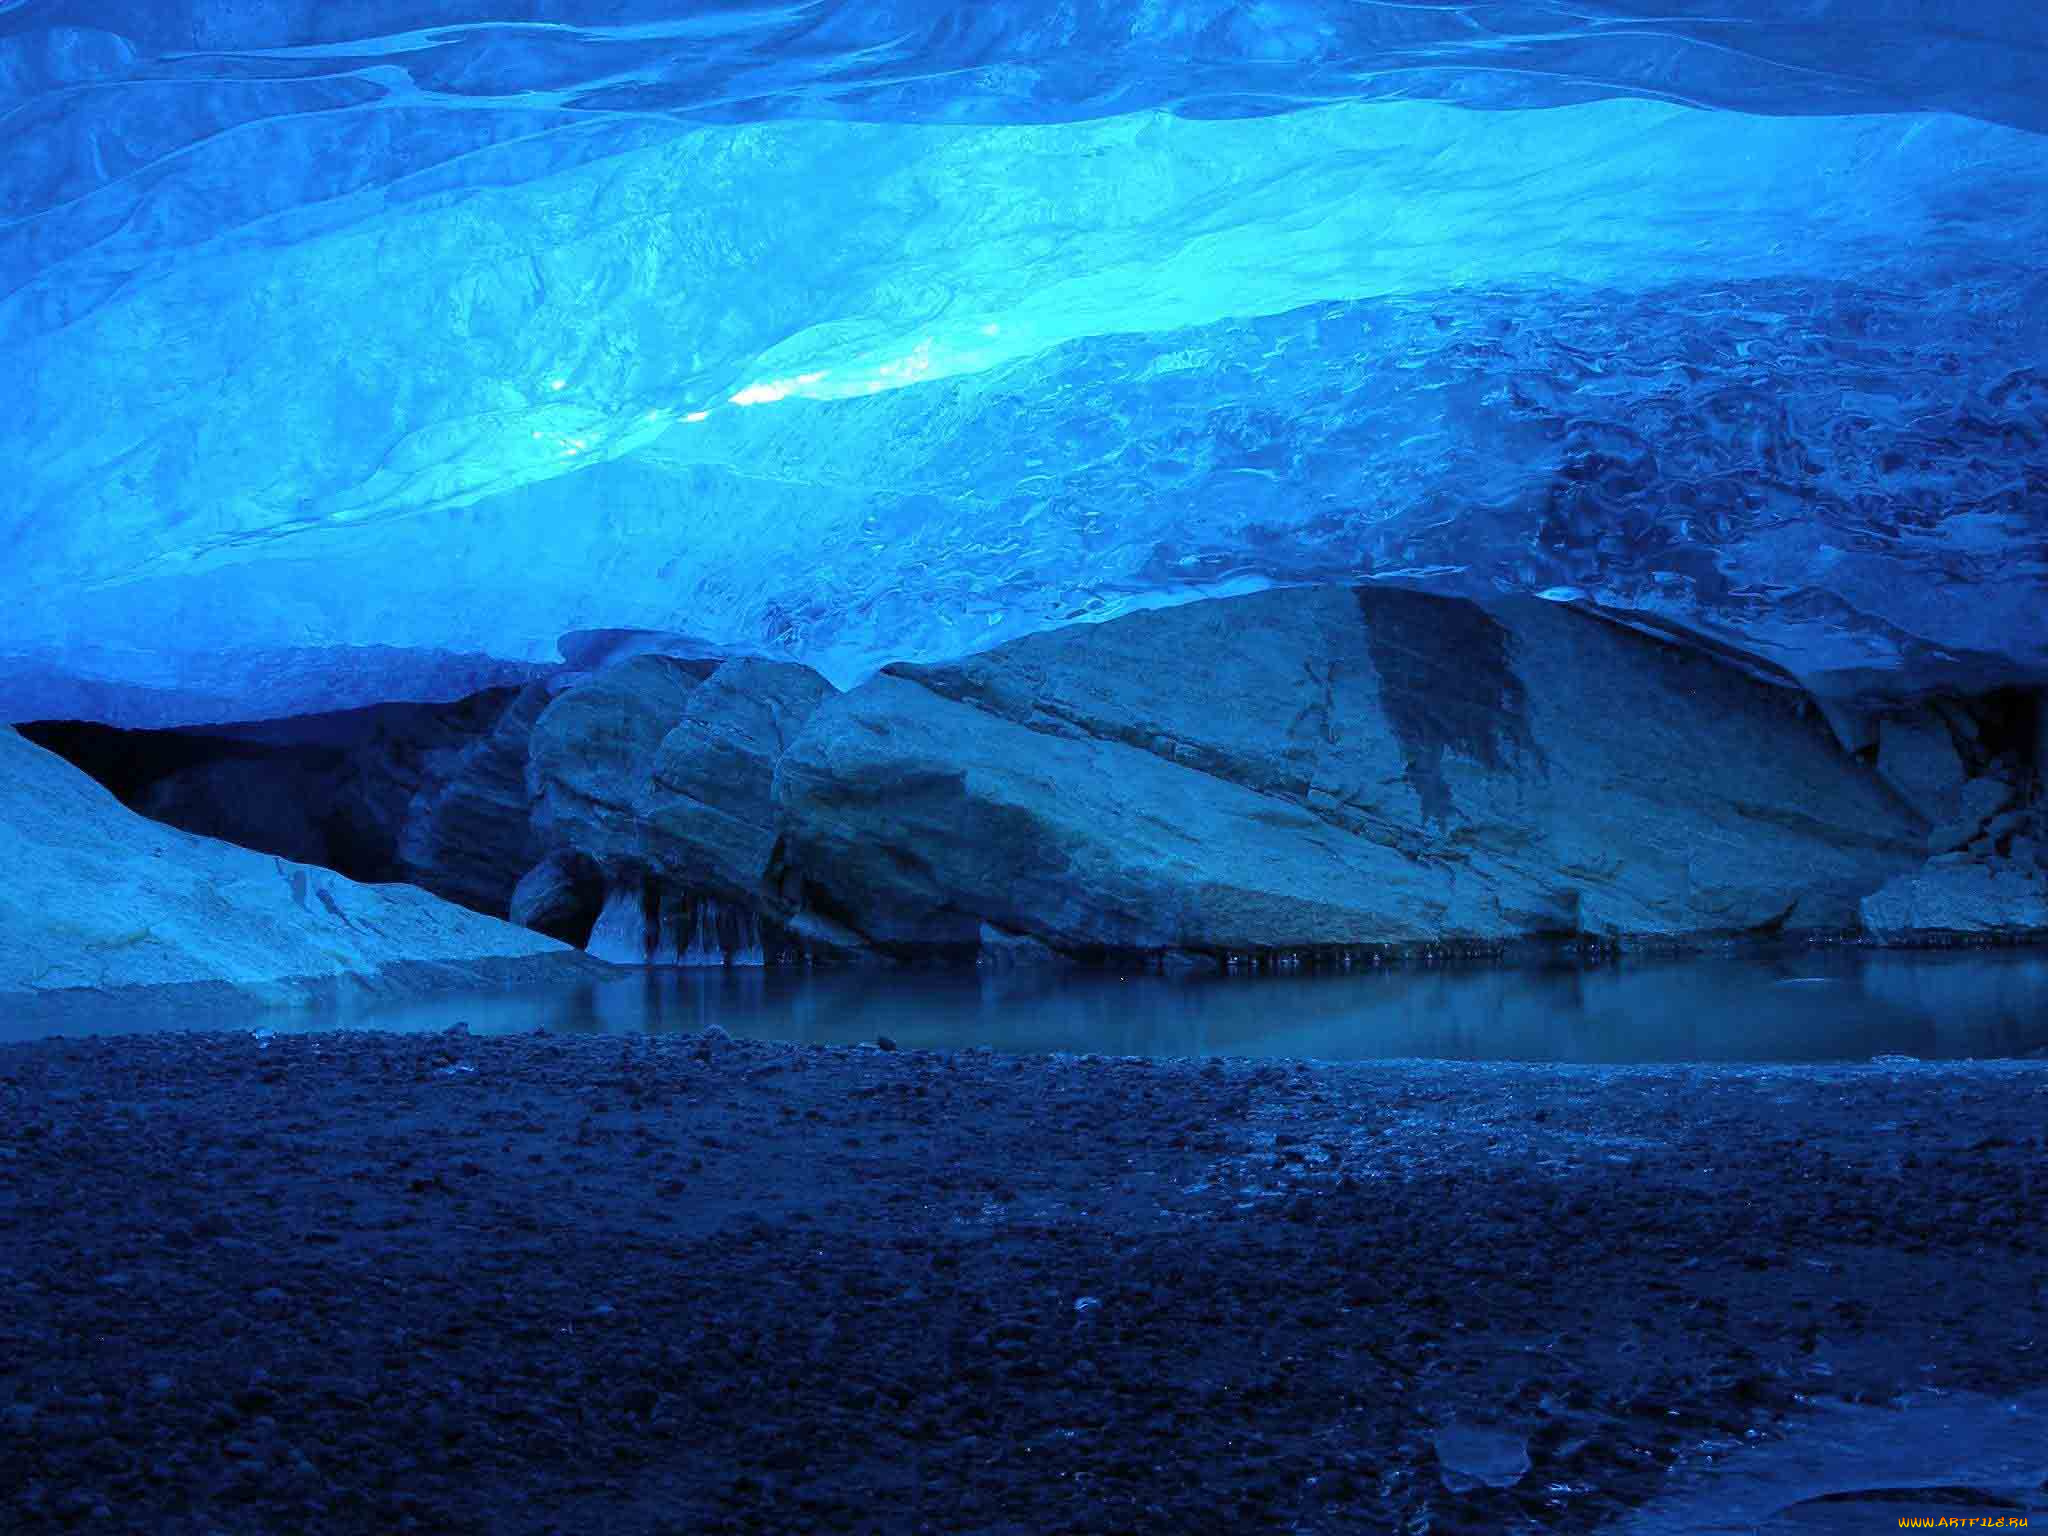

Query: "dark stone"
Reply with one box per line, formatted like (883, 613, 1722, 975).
(528, 656, 837, 963)
(509, 851, 607, 947)
(1354, 585, 1539, 828)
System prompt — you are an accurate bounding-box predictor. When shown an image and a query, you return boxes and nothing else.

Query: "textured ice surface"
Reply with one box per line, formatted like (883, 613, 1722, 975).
(4, 3, 2046, 721)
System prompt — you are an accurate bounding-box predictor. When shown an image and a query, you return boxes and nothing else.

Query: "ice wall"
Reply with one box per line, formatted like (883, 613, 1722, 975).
(5, 3, 2046, 722)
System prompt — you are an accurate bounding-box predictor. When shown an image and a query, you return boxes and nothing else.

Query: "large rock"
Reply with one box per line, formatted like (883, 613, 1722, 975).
(643, 659, 838, 900)
(525, 655, 836, 962)
(1928, 776, 2018, 855)
(392, 683, 552, 915)
(1875, 709, 1969, 823)
(771, 586, 1925, 958)
(0, 728, 591, 1011)
(1861, 860, 2048, 941)
(527, 655, 708, 865)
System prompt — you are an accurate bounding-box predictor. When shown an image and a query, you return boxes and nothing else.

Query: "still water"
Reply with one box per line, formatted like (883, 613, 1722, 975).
(14, 949, 2048, 1063)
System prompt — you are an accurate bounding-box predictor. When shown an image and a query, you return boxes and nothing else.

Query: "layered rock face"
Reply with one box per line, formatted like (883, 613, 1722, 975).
(0, 728, 587, 1010)
(525, 656, 839, 963)
(389, 684, 552, 916)
(771, 587, 1927, 962)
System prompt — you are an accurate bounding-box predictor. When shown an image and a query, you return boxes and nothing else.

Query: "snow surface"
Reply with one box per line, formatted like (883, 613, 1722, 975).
(4, 2, 2045, 721)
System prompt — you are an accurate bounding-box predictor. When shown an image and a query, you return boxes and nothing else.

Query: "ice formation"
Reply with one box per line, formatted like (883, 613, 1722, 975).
(5, 3, 2045, 722)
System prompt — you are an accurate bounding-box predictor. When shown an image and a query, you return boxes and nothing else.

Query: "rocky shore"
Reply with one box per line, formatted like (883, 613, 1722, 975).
(3, 1028, 2043, 1534)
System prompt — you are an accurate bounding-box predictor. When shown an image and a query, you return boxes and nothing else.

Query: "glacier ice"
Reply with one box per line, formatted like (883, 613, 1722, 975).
(4, 2, 2046, 722)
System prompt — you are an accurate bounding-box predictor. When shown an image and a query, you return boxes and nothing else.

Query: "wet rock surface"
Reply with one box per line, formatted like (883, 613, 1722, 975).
(1875, 709, 1972, 824)
(508, 851, 607, 948)
(391, 684, 553, 918)
(1, 1029, 2042, 1534)
(1859, 689, 2046, 942)
(643, 658, 837, 902)
(527, 656, 834, 963)
(775, 586, 1923, 957)
(20, 604, 2044, 967)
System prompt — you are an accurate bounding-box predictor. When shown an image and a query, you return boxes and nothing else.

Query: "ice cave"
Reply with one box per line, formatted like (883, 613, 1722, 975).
(2, 3, 2046, 1531)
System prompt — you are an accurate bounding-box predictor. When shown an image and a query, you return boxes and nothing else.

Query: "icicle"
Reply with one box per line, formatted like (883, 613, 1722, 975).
(585, 885, 774, 968)
(679, 900, 723, 967)
(585, 885, 652, 965)
(675, 895, 767, 967)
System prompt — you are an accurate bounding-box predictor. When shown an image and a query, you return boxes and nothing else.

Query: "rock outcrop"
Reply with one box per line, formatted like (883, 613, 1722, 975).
(1862, 859, 2048, 940)
(526, 655, 837, 962)
(1875, 709, 1971, 823)
(771, 586, 1926, 961)
(0, 727, 593, 1012)
(390, 683, 552, 916)
(644, 658, 838, 900)
(22, 599, 2041, 972)
(528, 656, 709, 864)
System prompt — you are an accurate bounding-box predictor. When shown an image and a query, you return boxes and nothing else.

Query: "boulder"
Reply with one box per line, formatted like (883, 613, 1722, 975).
(1875, 709, 1969, 823)
(1960, 775, 2017, 822)
(0, 728, 591, 1010)
(771, 586, 1924, 958)
(977, 923, 1074, 971)
(527, 655, 707, 864)
(392, 683, 552, 916)
(642, 659, 837, 900)
(1861, 860, 2048, 941)
(524, 655, 836, 962)
(1813, 695, 1879, 758)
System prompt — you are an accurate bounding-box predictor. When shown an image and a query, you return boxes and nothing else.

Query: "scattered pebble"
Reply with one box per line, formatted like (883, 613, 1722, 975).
(0, 1030, 2040, 1533)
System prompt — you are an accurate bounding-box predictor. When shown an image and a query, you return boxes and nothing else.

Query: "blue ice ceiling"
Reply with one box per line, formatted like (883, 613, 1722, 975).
(5, 2, 2047, 723)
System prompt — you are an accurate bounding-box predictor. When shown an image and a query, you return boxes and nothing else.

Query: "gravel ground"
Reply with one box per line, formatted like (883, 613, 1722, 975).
(1, 1027, 2044, 1534)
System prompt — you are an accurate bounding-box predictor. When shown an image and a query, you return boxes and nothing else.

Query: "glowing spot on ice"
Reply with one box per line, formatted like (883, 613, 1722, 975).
(731, 381, 790, 406)
(684, 410, 710, 422)
(981, 323, 1001, 336)
(877, 339, 934, 385)
(549, 378, 567, 392)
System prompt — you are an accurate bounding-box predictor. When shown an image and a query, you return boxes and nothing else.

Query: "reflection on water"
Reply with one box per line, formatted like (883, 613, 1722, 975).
(16, 949, 2048, 1062)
